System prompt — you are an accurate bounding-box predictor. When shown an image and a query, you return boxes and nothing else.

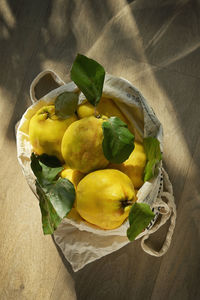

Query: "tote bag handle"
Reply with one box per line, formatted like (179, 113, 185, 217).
(141, 168, 176, 256)
(30, 70, 65, 103)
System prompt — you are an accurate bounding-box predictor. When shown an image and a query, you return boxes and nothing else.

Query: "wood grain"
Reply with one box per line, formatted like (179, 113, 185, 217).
(0, 0, 200, 299)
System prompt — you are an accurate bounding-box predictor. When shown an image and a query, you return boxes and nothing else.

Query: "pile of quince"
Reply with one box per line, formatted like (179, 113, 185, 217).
(29, 54, 160, 240)
(29, 98, 146, 230)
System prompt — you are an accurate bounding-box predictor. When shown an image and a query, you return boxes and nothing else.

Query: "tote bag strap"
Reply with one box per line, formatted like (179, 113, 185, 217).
(141, 168, 177, 256)
(30, 70, 65, 103)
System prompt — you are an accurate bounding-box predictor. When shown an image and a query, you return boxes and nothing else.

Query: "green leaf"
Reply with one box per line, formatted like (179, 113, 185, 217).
(55, 92, 79, 119)
(36, 181, 62, 234)
(144, 159, 158, 182)
(31, 154, 75, 234)
(102, 117, 135, 164)
(143, 137, 162, 182)
(31, 153, 43, 184)
(70, 54, 105, 106)
(46, 177, 75, 219)
(37, 153, 62, 168)
(31, 153, 63, 185)
(127, 202, 155, 241)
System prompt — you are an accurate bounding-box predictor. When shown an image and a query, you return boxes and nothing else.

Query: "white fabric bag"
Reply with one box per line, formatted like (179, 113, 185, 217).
(16, 70, 176, 272)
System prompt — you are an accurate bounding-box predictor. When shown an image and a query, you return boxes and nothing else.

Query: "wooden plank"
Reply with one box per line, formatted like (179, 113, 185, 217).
(0, 150, 75, 300)
(0, 0, 200, 299)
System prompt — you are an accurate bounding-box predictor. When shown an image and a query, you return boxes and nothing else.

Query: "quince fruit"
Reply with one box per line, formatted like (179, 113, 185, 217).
(109, 142, 146, 189)
(76, 169, 136, 229)
(77, 97, 129, 124)
(60, 167, 84, 222)
(60, 166, 84, 188)
(61, 116, 109, 173)
(29, 105, 77, 162)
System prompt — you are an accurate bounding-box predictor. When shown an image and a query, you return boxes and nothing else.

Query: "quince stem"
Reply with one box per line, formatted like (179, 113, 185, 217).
(94, 106, 100, 118)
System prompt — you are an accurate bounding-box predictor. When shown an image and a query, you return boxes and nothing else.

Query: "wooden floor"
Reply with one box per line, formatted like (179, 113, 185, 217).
(1, 0, 200, 299)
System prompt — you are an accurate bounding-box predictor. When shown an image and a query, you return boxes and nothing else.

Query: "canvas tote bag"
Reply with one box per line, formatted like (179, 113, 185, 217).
(16, 70, 176, 271)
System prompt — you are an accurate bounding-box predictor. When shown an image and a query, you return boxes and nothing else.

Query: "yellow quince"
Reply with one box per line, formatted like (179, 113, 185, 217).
(60, 166, 85, 222)
(109, 142, 147, 189)
(29, 105, 77, 162)
(77, 97, 129, 124)
(61, 116, 109, 173)
(76, 169, 136, 229)
(60, 166, 84, 188)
